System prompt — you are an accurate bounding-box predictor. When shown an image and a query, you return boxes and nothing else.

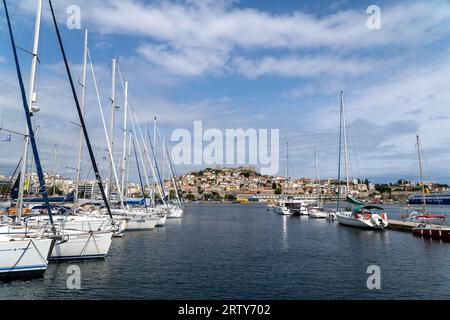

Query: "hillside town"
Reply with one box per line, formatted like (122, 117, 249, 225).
(1, 166, 448, 203)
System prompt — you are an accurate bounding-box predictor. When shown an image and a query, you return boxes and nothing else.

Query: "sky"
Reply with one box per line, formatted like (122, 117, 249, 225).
(1, 0, 450, 184)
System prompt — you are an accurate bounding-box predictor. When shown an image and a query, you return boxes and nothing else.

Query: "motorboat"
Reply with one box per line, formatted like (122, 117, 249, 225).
(336, 205, 388, 230)
(309, 208, 329, 219)
(273, 202, 292, 215)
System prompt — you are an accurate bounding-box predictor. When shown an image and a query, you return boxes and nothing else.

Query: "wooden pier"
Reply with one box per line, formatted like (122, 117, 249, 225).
(388, 219, 441, 232)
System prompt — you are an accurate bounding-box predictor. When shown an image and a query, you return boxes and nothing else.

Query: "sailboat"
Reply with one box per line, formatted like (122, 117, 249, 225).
(274, 142, 294, 215)
(334, 92, 388, 229)
(0, 0, 56, 279)
(410, 135, 449, 240)
(0, 235, 55, 280)
(44, 3, 115, 258)
(149, 115, 183, 219)
(403, 136, 446, 225)
(309, 147, 328, 219)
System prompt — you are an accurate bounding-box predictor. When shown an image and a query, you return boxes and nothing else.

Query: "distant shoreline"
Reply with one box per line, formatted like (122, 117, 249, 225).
(189, 200, 406, 205)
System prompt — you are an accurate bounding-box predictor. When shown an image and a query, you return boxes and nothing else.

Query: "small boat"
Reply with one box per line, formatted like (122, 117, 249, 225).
(406, 135, 447, 230)
(0, 236, 55, 280)
(401, 212, 446, 225)
(284, 198, 309, 215)
(309, 208, 328, 219)
(273, 202, 292, 215)
(336, 205, 388, 230)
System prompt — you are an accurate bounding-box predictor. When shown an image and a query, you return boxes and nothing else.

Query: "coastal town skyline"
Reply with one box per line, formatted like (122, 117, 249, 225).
(1, 165, 445, 204)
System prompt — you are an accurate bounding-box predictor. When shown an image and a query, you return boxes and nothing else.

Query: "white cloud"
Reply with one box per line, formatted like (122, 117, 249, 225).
(137, 44, 227, 76)
(5, 0, 450, 180)
(232, 55, 379, 78)
(18, 0, 450, 78)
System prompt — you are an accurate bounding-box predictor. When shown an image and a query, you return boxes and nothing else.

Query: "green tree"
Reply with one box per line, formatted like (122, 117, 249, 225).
(185, 193, 196, 201)
(375, 184, 391, 194)
(224, 194, 237, 201)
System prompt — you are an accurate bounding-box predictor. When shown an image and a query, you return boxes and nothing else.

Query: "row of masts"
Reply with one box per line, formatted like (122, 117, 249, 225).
(13, 0, 182, 222)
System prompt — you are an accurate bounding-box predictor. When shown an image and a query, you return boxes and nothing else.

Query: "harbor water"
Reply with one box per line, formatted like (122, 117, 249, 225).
(1, 203, 450, 299)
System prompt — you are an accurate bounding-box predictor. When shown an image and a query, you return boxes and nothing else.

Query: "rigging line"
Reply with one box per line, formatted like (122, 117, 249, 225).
(48, 0, 112, 219)
(3, 0, 54, 226)
(132, 137, 148, 209)
(146, 124, 166, 199)
(0, 127, 27, 137)
(87, 48, 124, 205)
(7, 239, 32, 276)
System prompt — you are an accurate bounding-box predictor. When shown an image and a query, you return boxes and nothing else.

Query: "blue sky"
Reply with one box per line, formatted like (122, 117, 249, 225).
(1, 0, 450, 184)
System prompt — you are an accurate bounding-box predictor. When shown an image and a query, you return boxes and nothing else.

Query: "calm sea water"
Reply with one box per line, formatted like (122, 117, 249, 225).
(1, 203, 450, 300)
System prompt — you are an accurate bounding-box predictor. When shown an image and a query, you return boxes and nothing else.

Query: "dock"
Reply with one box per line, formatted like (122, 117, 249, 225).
(388, 219, 442, 232)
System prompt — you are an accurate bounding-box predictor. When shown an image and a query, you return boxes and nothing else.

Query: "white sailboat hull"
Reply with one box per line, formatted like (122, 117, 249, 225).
(0, 237, 54, 280)
(167, 207, 183, 219)
(25, 215, 118, 232)
(156, 215, 167, 227)
(126, 215, 158, 230)
(111, 209, 160, 230)
(336, 212, 388, 230)
(49, 231, 113, 261)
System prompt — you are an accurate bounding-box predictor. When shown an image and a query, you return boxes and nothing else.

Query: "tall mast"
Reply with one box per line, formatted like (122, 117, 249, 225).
(153, 116, 158, 205)
(49, 0, 113, 218)
(416, 135, 427, 213)
(151, 119, 167, 201)
(126, 129, 133, 198)
(156, 124, 183, 206)
(4, 0, 53, 225)
(129, 112, 152, 209)
(314, 145, 322, 206)
(132, 137, 148, 209)
(131, 109, 167, 207)
(107, 58, 117, 202)
(336, 92, 344, 212)
(52, 144, 57, 195)
(341, 92, 350, 196)
(285, 141, 289, 193)
(146, 126, 167, 205)
(164, 142, 182, 207)
(120, 80, 128, 208)
(88, 51, 124, 206)
(16, 0, 43, 223)
(162, 136, 166, 195)
(73, 29, 88, 215)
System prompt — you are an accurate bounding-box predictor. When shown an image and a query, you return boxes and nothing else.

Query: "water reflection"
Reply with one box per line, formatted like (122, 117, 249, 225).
(281, 215, 288, 250)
